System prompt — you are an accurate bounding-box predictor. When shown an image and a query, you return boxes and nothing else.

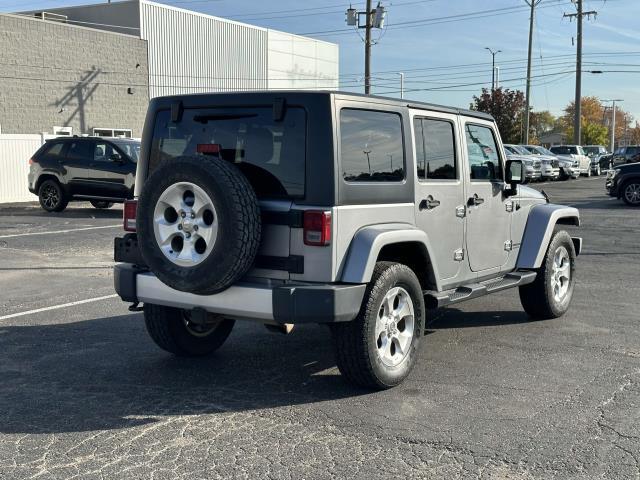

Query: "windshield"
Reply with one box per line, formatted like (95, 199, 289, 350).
(149, 106, 306, 198)
(114, 141, 141, 162)
(583, 146, 601, 155)
(512, 145, 532, 155)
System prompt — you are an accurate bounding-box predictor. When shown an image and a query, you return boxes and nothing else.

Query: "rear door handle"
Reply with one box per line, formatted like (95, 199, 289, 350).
(468, 194, 485, 206)
(419, 196, 441, 211)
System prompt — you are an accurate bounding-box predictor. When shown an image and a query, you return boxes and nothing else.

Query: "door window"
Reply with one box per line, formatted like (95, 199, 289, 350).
(340, 109, 404, 182)
(66, 141, 93, 163)
(413, 117, 456, 180)
(94, 142, 115, 162)
(465, 124, 503, 181)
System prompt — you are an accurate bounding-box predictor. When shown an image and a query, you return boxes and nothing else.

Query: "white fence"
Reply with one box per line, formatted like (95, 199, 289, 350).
(0, 134, 51, 203)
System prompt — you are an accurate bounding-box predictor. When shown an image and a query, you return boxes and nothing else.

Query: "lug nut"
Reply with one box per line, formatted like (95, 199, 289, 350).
(193, 225, 198, 231)
(181, 211, 186, 218)
(191, 212, 195, 219)
(178, 224, 182, 230)
(185, 232, 191, 239)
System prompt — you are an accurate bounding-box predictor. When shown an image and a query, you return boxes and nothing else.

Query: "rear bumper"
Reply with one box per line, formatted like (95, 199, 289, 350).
(114, 263, 366, 324)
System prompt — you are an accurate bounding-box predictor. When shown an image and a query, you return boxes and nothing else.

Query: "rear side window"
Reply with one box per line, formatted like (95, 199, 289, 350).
(340, 109, 404, 182)
(66, 141, 94, 162)
(465, 124, 503, 181)
(413, 117, 456, 180)
(150, 107, 306, 198)
(40, 142, 65, 159)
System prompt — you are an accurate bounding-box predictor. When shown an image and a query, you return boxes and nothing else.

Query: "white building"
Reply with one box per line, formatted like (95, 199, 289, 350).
(21, 0, 340, 99)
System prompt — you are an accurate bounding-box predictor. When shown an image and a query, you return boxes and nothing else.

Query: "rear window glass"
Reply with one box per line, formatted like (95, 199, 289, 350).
(149, 107, 306, 198)
(340, 109, 404, 182)
(550, 146, 577, 155)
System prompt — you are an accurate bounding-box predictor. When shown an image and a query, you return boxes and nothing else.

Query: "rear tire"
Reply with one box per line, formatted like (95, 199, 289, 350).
(331, 262, 425, 389)
(90, 200, 114, 209)
(519, 230, 576, 320)
(144, 304, 235, 356)
(38, 179, 68, 212)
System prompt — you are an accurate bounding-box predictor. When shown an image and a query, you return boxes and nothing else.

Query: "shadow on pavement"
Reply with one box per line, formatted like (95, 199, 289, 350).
(427, 308, 531, 329)
(0, 314, 366, 435)
(0, 204, 122, 220)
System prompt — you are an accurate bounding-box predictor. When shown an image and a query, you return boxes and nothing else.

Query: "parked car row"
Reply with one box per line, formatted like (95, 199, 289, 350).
(28, 136, 140, 212)
(503, 143, 590, 182)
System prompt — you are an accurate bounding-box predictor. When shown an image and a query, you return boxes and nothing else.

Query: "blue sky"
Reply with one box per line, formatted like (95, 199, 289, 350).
(3, 0, 639, 122)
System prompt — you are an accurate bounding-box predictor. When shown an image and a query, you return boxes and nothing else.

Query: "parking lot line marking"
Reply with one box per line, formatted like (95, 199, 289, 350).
(0, 294, 119, 321)
(0, 224, 121, 239)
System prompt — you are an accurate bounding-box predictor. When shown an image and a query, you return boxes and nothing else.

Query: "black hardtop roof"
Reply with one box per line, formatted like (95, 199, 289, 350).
(150, 90, 494, 122)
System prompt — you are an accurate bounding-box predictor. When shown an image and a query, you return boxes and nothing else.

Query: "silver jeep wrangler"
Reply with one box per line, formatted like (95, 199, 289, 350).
(114, 91, 581, 389)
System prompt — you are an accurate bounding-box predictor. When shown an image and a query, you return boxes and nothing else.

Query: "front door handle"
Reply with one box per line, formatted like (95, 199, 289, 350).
(419, 196, 441, 211)
(468, 194, 485, 206)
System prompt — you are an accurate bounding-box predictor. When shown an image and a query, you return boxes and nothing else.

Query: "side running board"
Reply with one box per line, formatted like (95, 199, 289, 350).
(423, 271, 537, 309)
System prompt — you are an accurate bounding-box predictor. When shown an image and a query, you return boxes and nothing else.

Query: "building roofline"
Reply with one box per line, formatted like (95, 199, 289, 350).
(0, 11, 141, 39)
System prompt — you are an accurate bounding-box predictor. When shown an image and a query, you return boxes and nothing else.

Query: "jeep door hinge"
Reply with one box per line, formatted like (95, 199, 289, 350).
(505, 201, 514, 213)
(454, 248, 464, 261)
(504, 240, 513, 251)
(455, 205, 466, 218)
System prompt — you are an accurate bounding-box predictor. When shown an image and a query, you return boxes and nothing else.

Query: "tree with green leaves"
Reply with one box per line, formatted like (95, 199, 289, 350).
(470, 88, 525, 144)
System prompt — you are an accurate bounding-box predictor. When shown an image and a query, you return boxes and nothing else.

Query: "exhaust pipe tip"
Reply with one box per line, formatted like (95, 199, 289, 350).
(264, 323, 295, 335)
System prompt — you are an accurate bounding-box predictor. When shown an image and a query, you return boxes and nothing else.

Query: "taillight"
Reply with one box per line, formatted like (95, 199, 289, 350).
(123, 200, 137, 232)
(28, 158, 37, 165)
(303, 210, 331, 246)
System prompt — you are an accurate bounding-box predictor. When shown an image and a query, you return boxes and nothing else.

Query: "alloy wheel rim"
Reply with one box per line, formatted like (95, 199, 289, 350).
(182, 311, 221, 337)
(42, 185, 59, 208)
(153, 182, 219, 266)
(624, 183, 640, 204)
(374, 287, 415, 367)
(550, 246, 571, 303)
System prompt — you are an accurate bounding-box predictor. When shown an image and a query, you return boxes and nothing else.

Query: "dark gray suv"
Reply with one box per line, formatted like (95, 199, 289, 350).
(28, 137, 140, 212)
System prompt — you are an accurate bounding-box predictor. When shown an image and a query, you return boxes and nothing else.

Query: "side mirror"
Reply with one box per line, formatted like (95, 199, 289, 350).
(110, 153, 124, 163)
(505, 159, 524, 196)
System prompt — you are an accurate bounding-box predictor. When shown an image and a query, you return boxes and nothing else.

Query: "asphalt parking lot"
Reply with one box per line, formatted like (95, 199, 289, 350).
(0, 178, 638, 480)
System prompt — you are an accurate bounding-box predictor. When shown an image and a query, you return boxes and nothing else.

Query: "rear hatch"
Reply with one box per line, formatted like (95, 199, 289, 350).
(146, 104, 307, 280)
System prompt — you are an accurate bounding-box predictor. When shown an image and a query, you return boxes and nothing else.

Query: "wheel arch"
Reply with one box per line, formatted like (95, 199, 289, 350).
(35, 172, 63, 192)
(516, 204, 581, 269)
(340, 224, 441, 291)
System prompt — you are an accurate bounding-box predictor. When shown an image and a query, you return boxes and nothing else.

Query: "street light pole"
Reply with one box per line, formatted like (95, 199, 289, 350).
(398, 72, 404, 98)
(602, 99, 623, 152)
(523, 0, 541, 145)
(484, 47, 501, 90)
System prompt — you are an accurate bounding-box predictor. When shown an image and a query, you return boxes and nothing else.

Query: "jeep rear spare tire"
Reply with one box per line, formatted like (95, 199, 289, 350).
(136, 155, 261, 295)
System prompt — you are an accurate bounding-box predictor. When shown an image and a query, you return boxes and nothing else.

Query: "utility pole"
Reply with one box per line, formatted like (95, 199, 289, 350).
(602, 99, 623, 152)
(364, 0, 372, 94)
(484, 47, 501, 90)
(564, 0, 597, 144)
(398, 72, 404, 99)
(346, 2, 386, 95)
(523, 0, 541, 145)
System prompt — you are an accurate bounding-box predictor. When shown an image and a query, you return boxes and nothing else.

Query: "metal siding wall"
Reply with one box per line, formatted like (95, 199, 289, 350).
(0, 135, 43, 203)
(140, 2, 268, 98)
(267, 30, 339, 90)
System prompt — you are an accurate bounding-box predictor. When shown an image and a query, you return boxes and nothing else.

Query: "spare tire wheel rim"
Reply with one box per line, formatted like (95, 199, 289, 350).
(153, 182, 219, 266)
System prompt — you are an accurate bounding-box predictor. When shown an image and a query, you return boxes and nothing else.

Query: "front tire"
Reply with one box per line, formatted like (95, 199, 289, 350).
(621, 180, 640, 206)
(331, 262, 425, 389)
(144, 304, 235, 356)
(519, 230, 576, 319)
(38, 179, 68, 212)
